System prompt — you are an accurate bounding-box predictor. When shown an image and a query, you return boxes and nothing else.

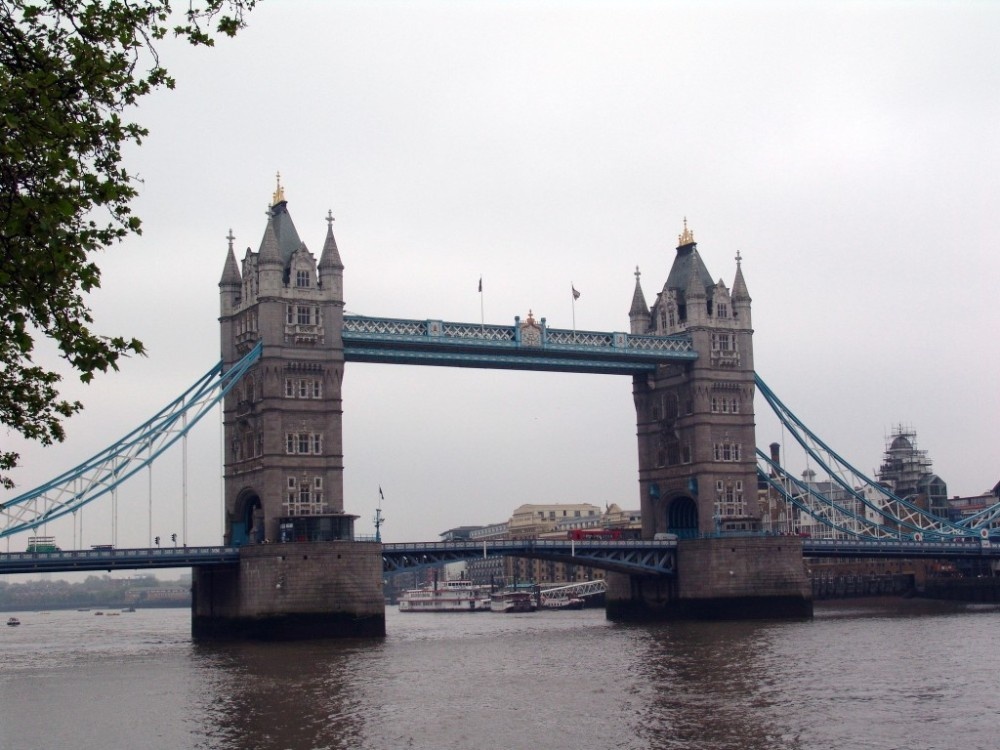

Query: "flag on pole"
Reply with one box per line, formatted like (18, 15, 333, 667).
(379, 485, 384, 500)
(478, 276, 482, 293)
(572, 285, 580, 300)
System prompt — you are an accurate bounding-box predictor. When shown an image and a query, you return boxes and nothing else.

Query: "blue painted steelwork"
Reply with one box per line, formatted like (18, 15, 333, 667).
(755, 374, 995, 541)
(342, 315, 695, 374)
(802, 538, 996, 559)
(2, 536, 998, 576)
(0, 343, 263, 539)
(757, 451, 907, 540)
(382, 538, 677, 575)
(0, 546, 239, 575)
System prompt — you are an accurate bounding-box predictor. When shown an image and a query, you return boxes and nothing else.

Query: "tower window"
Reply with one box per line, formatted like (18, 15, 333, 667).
(713, 442, 742, 462)
(286, 432, 324, 455)
(296, 270, 311, 288)
(712, 333, 733, 351)
(285, 378, 322, 399)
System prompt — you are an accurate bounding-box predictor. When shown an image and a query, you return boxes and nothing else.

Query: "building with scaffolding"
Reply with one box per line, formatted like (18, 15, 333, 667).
(876, 426, 948, 519)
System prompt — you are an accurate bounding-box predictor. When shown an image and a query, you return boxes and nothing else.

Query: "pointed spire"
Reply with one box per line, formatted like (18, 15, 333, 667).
(319, 209, 344, 271)
(685, 251, 707, 299)
(219, 228, 241, 287)
(272, 171, 286, 206)
(629, 265, 651, 334)
(629, 265, 648, 316)
(258, 207, 283, 266)
(677, 216, 695, 247)
(732, 250, 750, 302)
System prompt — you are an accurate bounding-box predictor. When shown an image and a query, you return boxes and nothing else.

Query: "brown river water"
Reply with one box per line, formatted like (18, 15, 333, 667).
(1, 599, 997, 750)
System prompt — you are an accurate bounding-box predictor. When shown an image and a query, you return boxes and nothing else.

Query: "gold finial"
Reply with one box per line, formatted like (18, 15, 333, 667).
(677, 217, 695, 246)
(272, 171, 286, 206)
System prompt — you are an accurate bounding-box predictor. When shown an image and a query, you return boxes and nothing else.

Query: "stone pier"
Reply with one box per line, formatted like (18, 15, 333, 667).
(191, 541, 385, 640)
(606, 537, 813, 620)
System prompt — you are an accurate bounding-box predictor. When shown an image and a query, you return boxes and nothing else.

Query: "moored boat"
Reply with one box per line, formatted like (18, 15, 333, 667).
(490, 590, 537, 613)
(398, 579, 491, 612)
(540, 596, 585, 610)
(6, 617, 20, 626)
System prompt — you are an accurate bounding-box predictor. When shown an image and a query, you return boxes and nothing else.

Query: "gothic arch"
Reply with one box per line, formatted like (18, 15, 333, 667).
(231, 489, 263, 546)
(666, 496, 698, 538)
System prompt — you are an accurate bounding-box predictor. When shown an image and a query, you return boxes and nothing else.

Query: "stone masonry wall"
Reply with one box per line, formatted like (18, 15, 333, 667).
(678, 537, 811, 601)
(236, 541, 383, 617)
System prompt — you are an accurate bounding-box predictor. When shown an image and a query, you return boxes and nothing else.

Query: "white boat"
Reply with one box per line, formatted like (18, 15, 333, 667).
(540, 596, 585, 610)
(490, 590, 537, 613)
(398, 579, 491, 612)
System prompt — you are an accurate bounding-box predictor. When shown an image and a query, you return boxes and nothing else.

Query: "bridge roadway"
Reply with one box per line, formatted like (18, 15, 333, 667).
(341, 314, 696, 374)
(0, 537, 996, 576)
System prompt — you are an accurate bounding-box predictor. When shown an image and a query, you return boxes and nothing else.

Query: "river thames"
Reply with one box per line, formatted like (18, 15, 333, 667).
(1, 599, 998, 750)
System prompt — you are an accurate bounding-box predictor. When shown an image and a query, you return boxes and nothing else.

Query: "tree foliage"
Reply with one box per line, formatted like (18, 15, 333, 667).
(0, 1, 255, 488)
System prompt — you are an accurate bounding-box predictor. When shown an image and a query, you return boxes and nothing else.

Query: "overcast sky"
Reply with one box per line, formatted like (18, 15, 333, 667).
(3, 1, 999, 552)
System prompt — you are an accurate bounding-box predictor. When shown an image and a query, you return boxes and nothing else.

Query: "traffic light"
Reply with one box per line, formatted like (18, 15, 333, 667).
(171, 533, 177, 546)
(154, 536, 160, 547)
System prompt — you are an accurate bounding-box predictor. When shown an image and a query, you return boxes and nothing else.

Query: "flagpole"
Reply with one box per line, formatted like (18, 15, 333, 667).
(479, 275, 484, 328)
(375, 486, 385, 543)
(571, 282, 577, 335)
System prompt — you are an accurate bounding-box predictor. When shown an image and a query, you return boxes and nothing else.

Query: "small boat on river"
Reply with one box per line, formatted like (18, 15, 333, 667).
(490, 590, 537, 613)
(540, 596, 585, 610)
(398, 579, 491, 612)
(6, 617, 21, 626)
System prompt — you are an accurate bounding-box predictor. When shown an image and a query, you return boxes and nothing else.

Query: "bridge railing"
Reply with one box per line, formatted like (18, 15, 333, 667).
(343, 315, 695, 360)
(0, 546, 239, 574)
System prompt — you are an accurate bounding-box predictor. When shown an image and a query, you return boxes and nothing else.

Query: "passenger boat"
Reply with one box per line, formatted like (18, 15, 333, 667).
(398, 579, 491, 612)
(540, 596, 585, 610)
(6, 617, 20, 626)
(490, 590, 537, 613)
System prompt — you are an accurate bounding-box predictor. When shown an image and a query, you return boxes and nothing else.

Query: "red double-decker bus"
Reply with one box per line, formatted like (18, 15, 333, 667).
(567, 528, 626, 541)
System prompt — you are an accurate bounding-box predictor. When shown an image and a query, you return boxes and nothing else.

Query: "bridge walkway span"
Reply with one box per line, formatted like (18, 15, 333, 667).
(2, 537, 995, 577)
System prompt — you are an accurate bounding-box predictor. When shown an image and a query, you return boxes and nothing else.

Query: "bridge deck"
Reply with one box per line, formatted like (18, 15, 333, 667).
(0, 537, 994, 576)
(342, 315, 696, 374)
(0, 546, 239, 574)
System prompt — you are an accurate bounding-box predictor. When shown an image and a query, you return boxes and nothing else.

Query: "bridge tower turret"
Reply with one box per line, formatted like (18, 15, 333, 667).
(197, 178, 383, 640)
(217, 178, 351, 546)
(632, 220, 759, 537)
(610, 220, 810, 620)
(628, 266, 651, 334)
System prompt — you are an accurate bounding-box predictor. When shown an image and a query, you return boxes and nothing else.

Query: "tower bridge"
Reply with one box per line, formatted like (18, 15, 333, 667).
(4, 182, 996, 638)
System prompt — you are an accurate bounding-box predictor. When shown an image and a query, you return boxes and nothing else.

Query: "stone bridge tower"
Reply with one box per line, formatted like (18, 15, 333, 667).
(611, 221, 811, 620)
(218, 180, 352, 546)
(629, 220, 757, 538)
(194, 180, 383, 640)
